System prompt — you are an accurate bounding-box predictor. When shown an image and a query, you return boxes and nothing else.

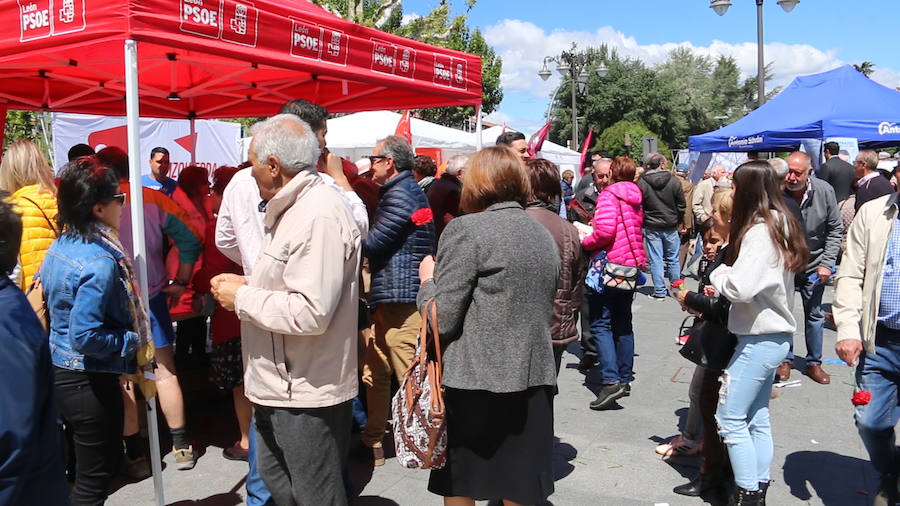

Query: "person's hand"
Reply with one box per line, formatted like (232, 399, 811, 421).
(674, 289, 689, 306)
(835, 339, 863, 367)
(160, 283, 187, 308)
(703, 285, 716, 297)
(419, 255, 435, 284)
(211, 273, 247, 312)
(817, 265, 833, 283)
(320, 151, 352, 191)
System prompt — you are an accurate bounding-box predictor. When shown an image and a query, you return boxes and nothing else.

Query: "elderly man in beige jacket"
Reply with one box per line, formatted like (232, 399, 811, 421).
(833, 192, 900, 506)
(212, 114, 361, 506)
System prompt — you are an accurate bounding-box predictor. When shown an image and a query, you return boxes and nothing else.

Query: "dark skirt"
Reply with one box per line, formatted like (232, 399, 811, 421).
(428, 385, 555, 503)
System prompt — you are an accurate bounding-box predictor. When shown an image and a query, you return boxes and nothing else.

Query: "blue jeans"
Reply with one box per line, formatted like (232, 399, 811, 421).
(716, 333, 791, 491)
(643, 228, 682, 297)
(856, 325, 900, 484)
(247, 416, 274, 506)
(786, 279, 825, 365)
(587, 287, 635, 385)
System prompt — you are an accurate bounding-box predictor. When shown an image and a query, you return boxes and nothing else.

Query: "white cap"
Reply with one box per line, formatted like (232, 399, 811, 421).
(355, 157, 371, 175)
(879, 151, 891, 160)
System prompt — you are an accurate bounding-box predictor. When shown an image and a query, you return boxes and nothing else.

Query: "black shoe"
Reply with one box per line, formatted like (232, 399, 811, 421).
(577, 355, 596, 373)
(674, 474, 724, 497)
(874, 474, 900, 506)
(622, 383, 631, 397)
(728, 487, 764, 506)
(589, 383, 625, 410)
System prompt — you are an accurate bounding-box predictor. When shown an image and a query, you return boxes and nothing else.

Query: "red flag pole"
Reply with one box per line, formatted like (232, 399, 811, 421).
(395, 110, 412, 145)
(579, 128, 594, 175)
(527, 121, 552, 157)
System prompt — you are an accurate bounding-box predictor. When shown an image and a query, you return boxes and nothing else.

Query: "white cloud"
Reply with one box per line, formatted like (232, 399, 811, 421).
(482, 19, 899, 102)
(401, 13, 421, 26)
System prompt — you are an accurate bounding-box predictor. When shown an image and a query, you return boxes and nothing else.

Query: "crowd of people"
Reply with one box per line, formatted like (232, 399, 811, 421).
(2, 99, 900, 506)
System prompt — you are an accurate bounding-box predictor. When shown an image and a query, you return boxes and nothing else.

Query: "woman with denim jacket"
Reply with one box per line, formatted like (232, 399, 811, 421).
(707, 161, 808, 505)
(42, 156, 149, 505)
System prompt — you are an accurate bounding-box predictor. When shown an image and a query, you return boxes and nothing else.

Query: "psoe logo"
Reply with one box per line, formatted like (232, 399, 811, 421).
(878, 122, 900, 135)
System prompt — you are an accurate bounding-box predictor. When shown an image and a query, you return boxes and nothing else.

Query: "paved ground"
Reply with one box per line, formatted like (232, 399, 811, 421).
(108, 282, 877, 505)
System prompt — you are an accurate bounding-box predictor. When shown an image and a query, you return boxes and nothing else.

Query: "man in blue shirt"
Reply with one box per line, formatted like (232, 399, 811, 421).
(141, 146, 176, 196)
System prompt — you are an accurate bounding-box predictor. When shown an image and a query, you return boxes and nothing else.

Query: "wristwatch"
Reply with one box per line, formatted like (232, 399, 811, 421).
(167, 278, 189, 287)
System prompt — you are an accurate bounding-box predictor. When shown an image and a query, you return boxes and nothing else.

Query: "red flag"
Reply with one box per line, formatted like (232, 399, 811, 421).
(527, 121, 552, 157)
(579, 128, 594, 175)
(395, 110, 412, 144)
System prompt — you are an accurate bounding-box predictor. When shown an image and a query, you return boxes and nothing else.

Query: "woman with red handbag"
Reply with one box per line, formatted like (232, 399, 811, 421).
(417, 146, 559, 506)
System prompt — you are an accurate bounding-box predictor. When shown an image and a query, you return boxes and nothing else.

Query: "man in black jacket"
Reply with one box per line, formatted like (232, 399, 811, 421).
(637, 153, 686, 300)
(855, 149, 894, 211)
(819, 141, 856, 203)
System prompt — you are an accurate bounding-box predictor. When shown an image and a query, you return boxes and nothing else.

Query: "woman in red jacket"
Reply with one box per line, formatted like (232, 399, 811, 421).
(581, 156, 646, 411)
(192, 166, 251, 460)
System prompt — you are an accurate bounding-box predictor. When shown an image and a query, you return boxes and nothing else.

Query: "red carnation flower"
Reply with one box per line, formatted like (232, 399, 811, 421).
(672, 279, 686, 291)
(411, 208, 433, 226)
(851, 390, 872, 406)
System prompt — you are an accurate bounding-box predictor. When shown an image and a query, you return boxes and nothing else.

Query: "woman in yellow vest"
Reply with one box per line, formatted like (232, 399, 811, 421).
(0, 140, 58, 289)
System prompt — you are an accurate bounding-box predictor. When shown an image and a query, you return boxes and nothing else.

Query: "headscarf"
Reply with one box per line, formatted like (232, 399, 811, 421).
(97, 223, 157, 399)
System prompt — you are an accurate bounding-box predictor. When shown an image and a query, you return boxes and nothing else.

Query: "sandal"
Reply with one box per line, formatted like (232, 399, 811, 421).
(655, 435, 701, 458)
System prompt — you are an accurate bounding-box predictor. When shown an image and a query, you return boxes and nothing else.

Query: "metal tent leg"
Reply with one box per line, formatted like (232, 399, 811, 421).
(125, 38, 165, 506)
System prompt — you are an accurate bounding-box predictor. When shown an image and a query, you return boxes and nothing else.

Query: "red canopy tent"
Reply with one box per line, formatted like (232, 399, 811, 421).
(0, 0, 482, 119)
(1, 2, 482, 503)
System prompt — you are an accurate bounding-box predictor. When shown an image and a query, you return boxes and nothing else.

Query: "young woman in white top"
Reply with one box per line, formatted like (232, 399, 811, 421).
(708, 161, 808, 505)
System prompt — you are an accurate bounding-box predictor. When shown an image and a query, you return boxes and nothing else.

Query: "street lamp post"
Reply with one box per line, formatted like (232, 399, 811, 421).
(539, 43, 607, 151)
(710, 0, 799, 107)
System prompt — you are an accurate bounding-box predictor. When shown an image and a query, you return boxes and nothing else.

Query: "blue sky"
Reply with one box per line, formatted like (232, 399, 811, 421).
(402, 0, 900, 134)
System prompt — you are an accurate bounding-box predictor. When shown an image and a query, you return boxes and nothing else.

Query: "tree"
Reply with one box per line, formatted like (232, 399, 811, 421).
(4, 110, 52, 157)
(550, 45, 686, 150)
(596, 120, 670, 162)
(311, 0, 500, 128)
(854, 61, 875, 77)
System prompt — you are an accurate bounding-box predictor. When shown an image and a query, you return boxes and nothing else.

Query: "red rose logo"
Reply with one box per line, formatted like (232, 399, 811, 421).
(851, 390, 872, 406)
(411, 208, 433, 226)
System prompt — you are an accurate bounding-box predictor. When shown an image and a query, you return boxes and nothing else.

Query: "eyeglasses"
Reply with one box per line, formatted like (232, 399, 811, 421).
(367, 155, 387, 166)
(108, 193, 127, 205)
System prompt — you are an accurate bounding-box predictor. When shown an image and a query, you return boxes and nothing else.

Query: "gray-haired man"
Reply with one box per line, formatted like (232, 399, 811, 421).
(211, 114, 361, 505)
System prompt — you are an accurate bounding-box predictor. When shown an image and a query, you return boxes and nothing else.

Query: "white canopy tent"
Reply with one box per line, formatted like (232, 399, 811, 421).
(325, 110, 477, 162)
(478, 125, 583, 178)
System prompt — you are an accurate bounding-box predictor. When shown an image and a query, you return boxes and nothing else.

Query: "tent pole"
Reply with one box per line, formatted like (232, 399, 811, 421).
(125, 39, 165, 506)
(475, 104, 483, 151)
(189, 117, 196, 164)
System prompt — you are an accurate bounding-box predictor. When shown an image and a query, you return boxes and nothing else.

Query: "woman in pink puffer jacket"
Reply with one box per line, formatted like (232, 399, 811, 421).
(581, 156, 646, 411)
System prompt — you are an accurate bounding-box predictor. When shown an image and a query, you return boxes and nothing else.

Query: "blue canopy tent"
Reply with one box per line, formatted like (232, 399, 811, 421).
(689, 65, 900, 152)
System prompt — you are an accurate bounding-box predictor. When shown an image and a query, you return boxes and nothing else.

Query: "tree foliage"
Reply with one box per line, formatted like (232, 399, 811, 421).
(549, 45, 779, 151)
(854, 61, 875, 77)
(311, 0, 501, 128)
(4, 110, 52, 157)
(596, 120, 669, 162)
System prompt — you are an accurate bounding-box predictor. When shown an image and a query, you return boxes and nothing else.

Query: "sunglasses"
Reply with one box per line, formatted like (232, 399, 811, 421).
(367, 155, 387, 165)
(108, 193, 127, 205)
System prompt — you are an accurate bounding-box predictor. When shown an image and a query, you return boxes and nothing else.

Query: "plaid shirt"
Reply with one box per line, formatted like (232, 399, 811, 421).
(878, 217, 900, 329)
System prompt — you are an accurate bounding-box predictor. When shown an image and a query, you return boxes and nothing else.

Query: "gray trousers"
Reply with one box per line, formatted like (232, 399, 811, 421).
(254, 401, 352, 506)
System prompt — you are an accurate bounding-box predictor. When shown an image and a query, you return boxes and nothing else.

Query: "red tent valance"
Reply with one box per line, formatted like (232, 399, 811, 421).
(1, 0, 483, 118)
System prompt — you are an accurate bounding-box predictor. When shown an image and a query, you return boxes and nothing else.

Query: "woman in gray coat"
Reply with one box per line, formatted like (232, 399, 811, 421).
(418, 146, 560, 506)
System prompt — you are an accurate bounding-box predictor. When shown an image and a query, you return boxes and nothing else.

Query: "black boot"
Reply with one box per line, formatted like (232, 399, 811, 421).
(674, 473, 725, 497)
(758, 481, 769, 506)
(728, 487, 764, 506)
